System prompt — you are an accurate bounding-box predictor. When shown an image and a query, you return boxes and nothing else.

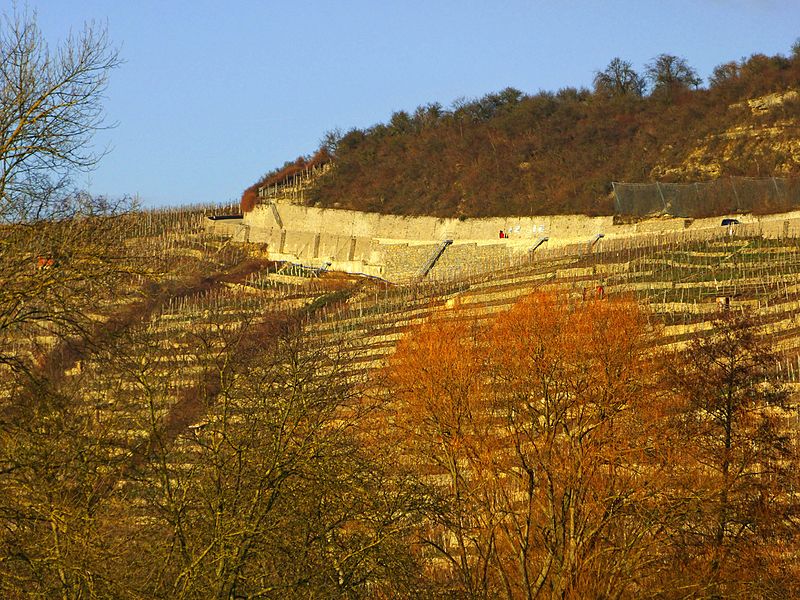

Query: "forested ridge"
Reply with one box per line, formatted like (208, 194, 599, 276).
(246, 43, 800, 217)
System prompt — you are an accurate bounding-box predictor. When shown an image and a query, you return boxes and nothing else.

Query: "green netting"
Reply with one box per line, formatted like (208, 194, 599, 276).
(613, 182, 665, 216)
(613, 177, 800, 218)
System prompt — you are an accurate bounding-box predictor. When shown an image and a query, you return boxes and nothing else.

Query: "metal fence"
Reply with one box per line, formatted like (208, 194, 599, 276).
(613, 177, 800, 218)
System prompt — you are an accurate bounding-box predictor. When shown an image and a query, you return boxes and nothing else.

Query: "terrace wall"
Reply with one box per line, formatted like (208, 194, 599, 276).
(214, 201, 800, 281)
(244, 201, 610, 241)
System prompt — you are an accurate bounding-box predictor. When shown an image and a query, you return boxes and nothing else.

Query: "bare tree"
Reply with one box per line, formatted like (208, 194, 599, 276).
(0, 12, 135, 595)
(708, 61, 741, 88)
(665, 312, 799, 597)
(645, 54, 701, 100)
(0, 7, 121, 222)
(0, 8, 127, 373)
(122, 315, 426, 598)
(593, 58, 646, 98)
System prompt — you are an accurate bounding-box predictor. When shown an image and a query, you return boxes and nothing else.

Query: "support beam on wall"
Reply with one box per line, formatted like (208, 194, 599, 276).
(313, 233, 321, 258)
(270, 202, 284, 229)
(417, 239, 453, 279)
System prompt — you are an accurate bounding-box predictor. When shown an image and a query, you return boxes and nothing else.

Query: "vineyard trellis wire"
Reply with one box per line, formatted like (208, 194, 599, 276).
(300, 223, 800, 385)
(44, 202, 800, 387)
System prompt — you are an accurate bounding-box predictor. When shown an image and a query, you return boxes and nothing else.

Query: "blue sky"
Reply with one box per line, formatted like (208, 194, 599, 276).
(24, 0, 800, 207)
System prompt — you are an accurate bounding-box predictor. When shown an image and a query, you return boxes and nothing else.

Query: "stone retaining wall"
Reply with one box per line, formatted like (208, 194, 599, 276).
(207, 202, 800, 281)
(244, 201, 610, 241)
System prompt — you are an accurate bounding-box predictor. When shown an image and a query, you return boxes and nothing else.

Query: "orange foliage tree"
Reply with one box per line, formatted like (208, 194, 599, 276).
(385, 318, 496, 596)
(483, 293, 667, 598)
(385, 293, 670, 598)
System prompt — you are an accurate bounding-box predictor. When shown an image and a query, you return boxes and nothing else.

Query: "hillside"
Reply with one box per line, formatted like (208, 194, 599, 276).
(6, 8, 800, 595)
(3, 208, 800, 596)
(245, 46, 800, 218)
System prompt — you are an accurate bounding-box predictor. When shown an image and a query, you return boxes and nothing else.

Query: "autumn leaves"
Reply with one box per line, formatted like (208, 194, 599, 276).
(1, 265, 796, 596)
(383, 293, 798, 598)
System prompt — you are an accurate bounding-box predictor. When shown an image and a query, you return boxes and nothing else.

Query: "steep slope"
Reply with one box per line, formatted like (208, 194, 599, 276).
(654, 89, 800, 179)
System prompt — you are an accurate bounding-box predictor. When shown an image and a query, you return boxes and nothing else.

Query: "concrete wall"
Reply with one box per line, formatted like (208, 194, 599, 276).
(206, 219, 249, 241)
(379, 240, 527, 282)
(218, 201, 800, 281)
(244, 201, 611, 242)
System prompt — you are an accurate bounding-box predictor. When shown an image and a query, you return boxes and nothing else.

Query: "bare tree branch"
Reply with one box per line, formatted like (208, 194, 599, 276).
(0, 7, 121, 222)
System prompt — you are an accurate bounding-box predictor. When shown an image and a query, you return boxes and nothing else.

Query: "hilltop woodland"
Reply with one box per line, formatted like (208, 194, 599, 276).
(2, 10, 800, 598)
(245, 43, 800, 217)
